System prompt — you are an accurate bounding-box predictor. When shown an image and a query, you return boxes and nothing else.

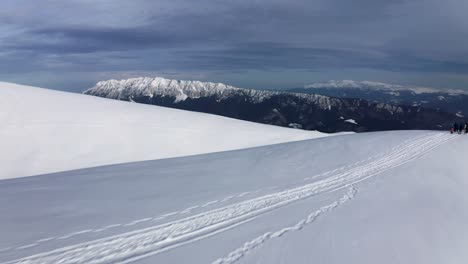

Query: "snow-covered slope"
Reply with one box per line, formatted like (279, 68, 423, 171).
(0, 82, 326, 180)
(0, 131, 464, 264)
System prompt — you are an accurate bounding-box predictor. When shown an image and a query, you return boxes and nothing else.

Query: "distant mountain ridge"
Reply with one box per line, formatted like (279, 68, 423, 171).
(303, 80, 468, 95)
(289, 80, 468, 117)
(86, 77, 336, 107)
(84, 77, 456, 133)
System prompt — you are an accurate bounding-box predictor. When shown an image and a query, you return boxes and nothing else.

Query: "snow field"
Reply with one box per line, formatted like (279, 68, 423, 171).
(2, 132, 454, 264)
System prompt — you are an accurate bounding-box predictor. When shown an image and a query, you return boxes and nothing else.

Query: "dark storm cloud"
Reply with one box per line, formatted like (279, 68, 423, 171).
(1, 0, 468, 91)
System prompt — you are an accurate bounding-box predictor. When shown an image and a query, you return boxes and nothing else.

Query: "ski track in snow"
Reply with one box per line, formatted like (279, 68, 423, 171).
(212, 187, 358, 264)
(8, 133, 417, 252)
(211, 133, 454, 264)
(1, 133, 454, 264)
(11, 192, 264, 251)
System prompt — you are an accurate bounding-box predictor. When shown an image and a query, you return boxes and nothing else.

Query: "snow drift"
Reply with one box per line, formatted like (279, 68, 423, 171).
(0, 82, 326, 180)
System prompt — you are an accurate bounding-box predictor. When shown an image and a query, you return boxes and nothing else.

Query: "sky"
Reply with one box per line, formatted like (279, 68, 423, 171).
(1, 0, 468, 92)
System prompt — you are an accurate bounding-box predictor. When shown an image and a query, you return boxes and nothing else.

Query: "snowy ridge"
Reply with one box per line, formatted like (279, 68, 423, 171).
(85, 77, 244, 103)
(84, 77, 338, 109)
(305, 80, 468, 95)
(2, 132, 454, 264)
(0, 82, 327, 179)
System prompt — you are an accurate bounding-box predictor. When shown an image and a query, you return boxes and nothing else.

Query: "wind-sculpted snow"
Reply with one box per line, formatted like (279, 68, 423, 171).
(1, 133, 454, 264)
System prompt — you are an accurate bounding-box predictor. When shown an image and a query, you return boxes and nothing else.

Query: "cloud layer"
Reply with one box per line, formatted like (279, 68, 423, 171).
(1, 0, 468, 91)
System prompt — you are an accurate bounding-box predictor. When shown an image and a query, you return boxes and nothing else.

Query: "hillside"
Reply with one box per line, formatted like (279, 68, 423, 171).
(0, 82, 325, 179)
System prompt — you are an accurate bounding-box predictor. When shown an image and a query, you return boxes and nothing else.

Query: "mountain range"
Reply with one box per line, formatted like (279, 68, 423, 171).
(84, 77, 458, 133)
(290, 80, 468, 118)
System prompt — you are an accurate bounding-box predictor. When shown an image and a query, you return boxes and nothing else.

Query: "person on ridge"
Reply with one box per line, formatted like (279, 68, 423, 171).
(454, 122, 459, 134)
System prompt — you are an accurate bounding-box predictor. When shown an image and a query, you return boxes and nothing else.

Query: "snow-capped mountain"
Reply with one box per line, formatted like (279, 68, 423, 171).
(290, 80, 468, 116)
(85, 77, 336, 107)
(84, 77, 456, 133)
(304, 80, 468, 95)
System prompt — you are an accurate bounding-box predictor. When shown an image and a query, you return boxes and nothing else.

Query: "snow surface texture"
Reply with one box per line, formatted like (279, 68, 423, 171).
(1, 131, 464, 264)
(305, 80, 468, 95)
(0, 82, 327, 180)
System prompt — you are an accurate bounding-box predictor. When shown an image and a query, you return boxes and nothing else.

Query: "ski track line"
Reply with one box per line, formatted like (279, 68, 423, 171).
(311, 134, 418, 178)
(57, 230, 93, 240)
(201, 200, 219, 208)
(212, 134, 451, 264)
(180, 206, 200, 214)
(221, 196, 236, 203)
(160, 211, 178, 218)
(299, 133, 427, 184)
(92, 224, 122, 233)
(35, 238, 55, 243)
(9, 191, 262, 251)
(151, 216, 166, 221)
(2, 133, 445, 253)
(124, 218, 153, 227)
(14, 244, 38, 251)
(212, 187, 357, 264)
(1, 133, 454, 264)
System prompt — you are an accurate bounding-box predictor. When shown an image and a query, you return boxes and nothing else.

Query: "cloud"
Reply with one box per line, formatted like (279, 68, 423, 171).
(1, 0, 468, 91)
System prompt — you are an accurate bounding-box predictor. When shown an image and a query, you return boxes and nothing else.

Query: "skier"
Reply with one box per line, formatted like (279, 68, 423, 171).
(454, 122, 459, 134)
(460, 122, 464, 134)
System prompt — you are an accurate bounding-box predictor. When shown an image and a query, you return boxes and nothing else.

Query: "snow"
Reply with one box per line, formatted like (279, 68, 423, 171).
(288, 123, 302, 129)
(0, 131, 465, 264)
(84, 77, 337, 109)
(305, 80, 468, 95)
(85, 77, 250, 103)
(0, 82, 329, 180)
(344, 119, 358, 125)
